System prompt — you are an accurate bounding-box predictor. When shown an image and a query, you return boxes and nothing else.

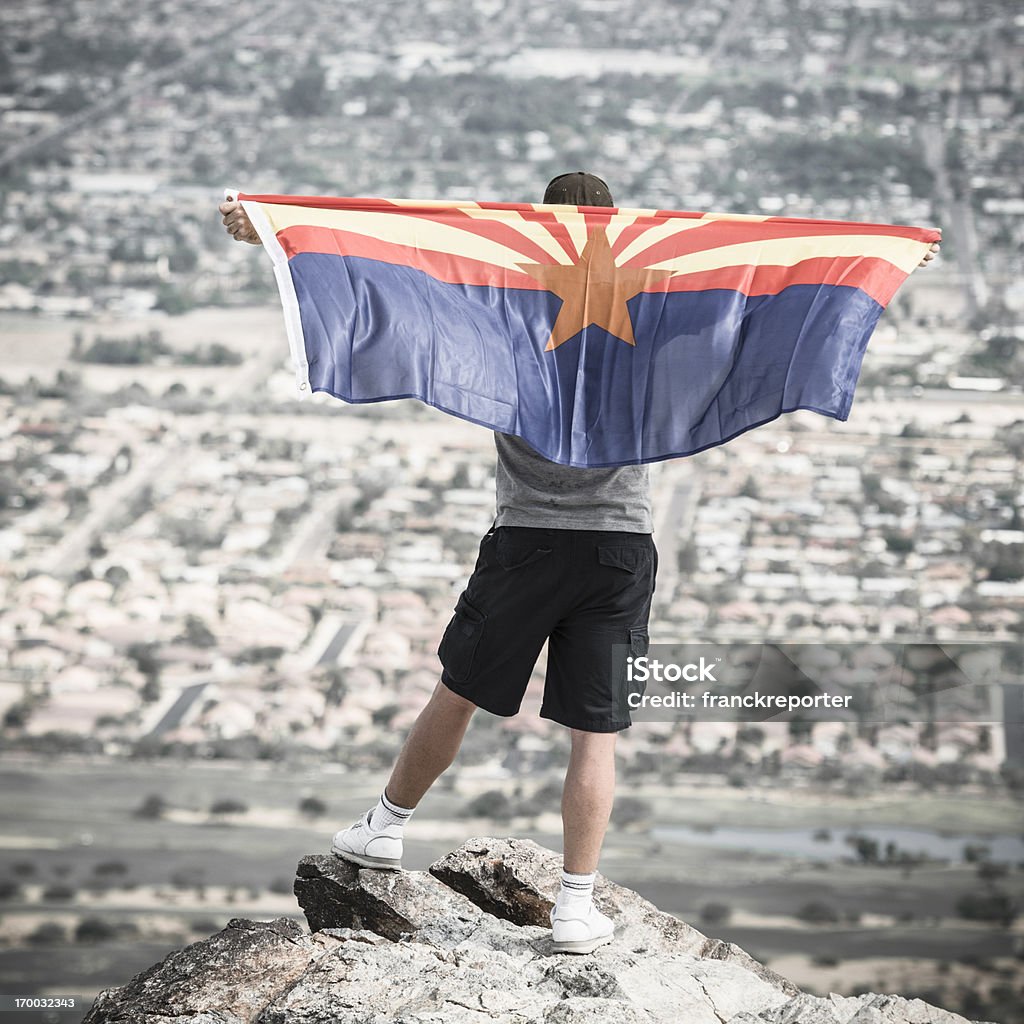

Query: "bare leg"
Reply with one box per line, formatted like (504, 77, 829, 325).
(561, 729, 617, 874)
(383, 679, 478, 808)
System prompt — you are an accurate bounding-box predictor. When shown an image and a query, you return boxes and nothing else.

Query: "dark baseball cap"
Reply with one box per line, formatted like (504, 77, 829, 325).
(543, 171, 614, 208)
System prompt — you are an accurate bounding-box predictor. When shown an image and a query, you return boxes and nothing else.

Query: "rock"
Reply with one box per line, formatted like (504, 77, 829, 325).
(846, 992, 990, 1024)
(428, 836, 798, 996)
(295, 852, 544, 953)
(82, 918, 337, 1024)
(428, 834, 562, 926)
(734, 990, 847, 1023)
(729, 990, 1001, 1024)
(83, 838, 989, 1024)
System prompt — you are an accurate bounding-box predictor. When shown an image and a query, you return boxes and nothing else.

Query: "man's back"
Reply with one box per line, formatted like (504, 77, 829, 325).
(493, 432, 652, 533)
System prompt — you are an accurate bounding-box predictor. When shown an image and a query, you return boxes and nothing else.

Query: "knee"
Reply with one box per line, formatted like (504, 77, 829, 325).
(568, 729, 618, 762)
(569, 728, 617, 748)
(434, 678, 478, 718)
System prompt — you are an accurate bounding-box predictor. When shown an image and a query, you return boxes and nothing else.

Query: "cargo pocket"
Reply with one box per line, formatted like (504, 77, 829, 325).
(629, 626, 650, 659)
(437, 593, 486, 684)
(615, 625, 651, 722)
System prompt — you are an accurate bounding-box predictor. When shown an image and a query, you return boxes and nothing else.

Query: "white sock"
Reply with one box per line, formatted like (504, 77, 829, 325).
(366, 788, 416, 832)
(558, 869, 595, 906)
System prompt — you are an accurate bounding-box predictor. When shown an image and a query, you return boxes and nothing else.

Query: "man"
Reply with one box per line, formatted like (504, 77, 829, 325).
(218, 174, 940, 956)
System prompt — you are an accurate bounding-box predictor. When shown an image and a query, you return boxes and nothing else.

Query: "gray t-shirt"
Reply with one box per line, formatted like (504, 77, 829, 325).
(493, 432, 653, 533)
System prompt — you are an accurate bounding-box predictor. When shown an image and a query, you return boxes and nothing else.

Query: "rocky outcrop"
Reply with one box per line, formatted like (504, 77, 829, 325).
(84, 836, 995, 1024)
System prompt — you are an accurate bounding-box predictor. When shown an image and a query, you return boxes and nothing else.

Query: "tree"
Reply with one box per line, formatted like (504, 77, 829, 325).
(282, 62, 328, 117)
(371, 703, 400, 727)
(977, 725, 991, 754)
(787, 716, 814, 744)
(168, 242, 198, 273)
(323, 668, 347, 707)
(299, 796, 328, 819)
(41, 884, 75, 901)
(3, 702, 31, 729)
(93, 860, 129, 879)
(699, 902, 732, 926)
(463, 789, 514, 822)
(75, 917, 118, 942)
(884, 530, 915, 554)
(610, 796, 652, 828)
(739, 474, 760, 499)
(140, 675, 161, 704)
(133, 794, 167, 819)
(677, 541, 698, 573)
(955, 890, 1016, 927)
(103, 565, 130, 588)
(78, 329, 170, 364)
(849, 834, 880, 864)
(237, 646, 284, 665)
(181, 614, 216, 648)
(977, 861, 1009, 884)
(210, 798, 248, 817)
(155, 284, 194, 316)
(796, 900, 840, 924)
(0, 880, 22, 901)
(524, 781, 564, 814)
(27, 921, 66, 945)
(737, 726, 765, 746)
(65, 486, 90, 515)
(127, 642, 160, 679)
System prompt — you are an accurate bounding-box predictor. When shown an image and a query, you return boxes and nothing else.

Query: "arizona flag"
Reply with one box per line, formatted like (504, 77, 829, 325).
(229, 189, 939, 468)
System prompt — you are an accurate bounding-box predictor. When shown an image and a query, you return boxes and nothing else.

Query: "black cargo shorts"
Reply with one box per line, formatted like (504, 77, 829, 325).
(437, 524, 657, 732)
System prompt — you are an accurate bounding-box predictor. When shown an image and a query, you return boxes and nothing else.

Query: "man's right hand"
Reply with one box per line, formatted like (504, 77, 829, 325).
(219, 198, 261, 245)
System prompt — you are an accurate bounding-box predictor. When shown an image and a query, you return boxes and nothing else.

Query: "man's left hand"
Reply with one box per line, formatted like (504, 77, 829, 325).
(918, 241, 940, 267)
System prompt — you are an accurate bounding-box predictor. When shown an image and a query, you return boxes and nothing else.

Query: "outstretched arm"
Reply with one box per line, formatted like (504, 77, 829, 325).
(218, 197, 261, 245)
(918, 241, 940, 268)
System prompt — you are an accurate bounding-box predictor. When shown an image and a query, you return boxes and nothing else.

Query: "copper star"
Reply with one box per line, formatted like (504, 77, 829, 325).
(518, 227, 672, 351)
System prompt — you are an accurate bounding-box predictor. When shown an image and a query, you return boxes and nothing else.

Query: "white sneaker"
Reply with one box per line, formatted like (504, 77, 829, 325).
(550, 899, 615, 954)
(330, 809, 403, 870)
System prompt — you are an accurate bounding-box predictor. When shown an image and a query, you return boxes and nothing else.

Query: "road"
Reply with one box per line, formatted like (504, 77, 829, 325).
(146, 682, 209, 738)
(664, 0, 759, 120)
(35, 335, 283, 579)
(652, 462, 703, 623)
(316, 622, 360, 667)
(0, 1, 289, 175)
(918, 70, 987, 318)
(36, 434, 183, 578)
(1003, 684, 1024, 768)
(273, 489, 352, 576)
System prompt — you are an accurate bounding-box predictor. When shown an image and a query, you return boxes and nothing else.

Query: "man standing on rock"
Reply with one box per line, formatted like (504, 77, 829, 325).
(221, 172, 649, 955)
(218, 174, 940, 957)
